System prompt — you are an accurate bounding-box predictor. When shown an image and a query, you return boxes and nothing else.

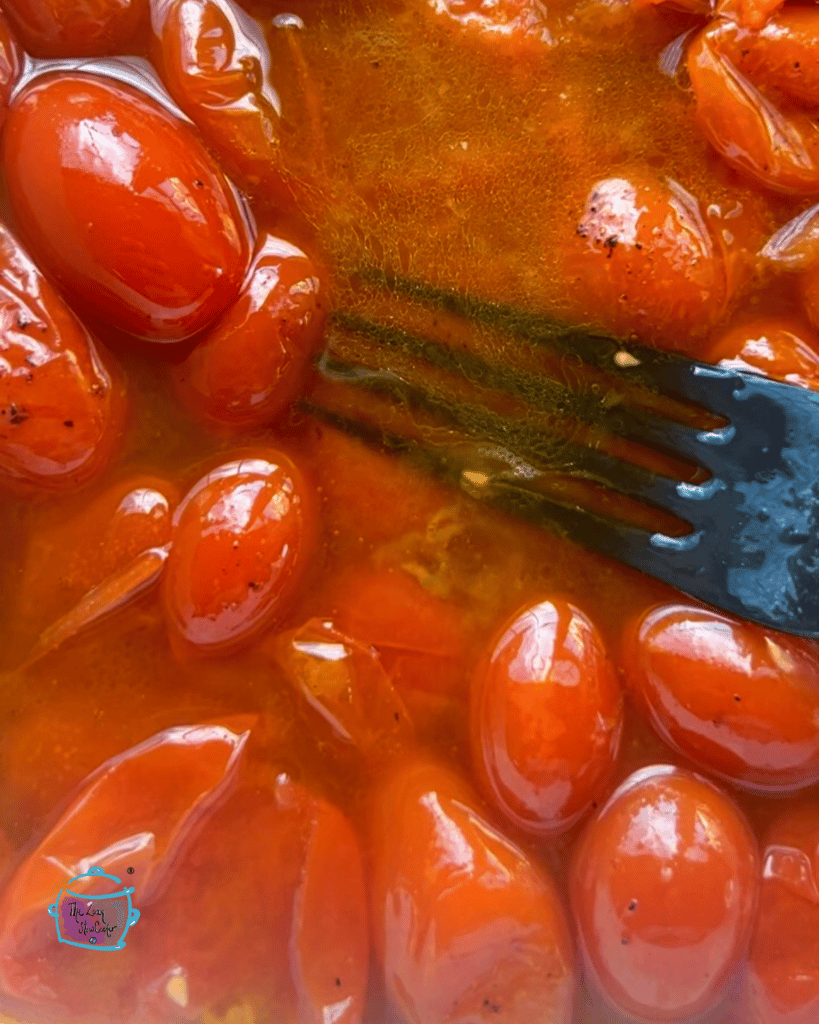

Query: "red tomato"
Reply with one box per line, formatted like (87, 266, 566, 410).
(471, 598, 622, 837)
(622, 604, 819, 793)
(688, 14, 819, 194)
(161, 451, 319, 655)
(369, 756, 576, 1024)
(265, 617, 414, 764)
(151, 0, 292, 203)
(562, 172, 730, 352)
(0, 222, 125, 492)
(2, 0, 142, 56)
(0, 717, 254, 1018)
(3, 72, 250, 343)
(141, 773, 368, 1024)
(0, 12, 20, 126)
(175, 234, 326, 427)
(707, 318, 819, 390)
(571, 765, 760, 1022)
(748, 803, 819, 1024)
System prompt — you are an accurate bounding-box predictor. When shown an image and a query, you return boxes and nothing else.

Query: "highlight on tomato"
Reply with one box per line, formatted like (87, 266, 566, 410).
(471, 597, 623, 837)
(707, 317, 819, 391)
(161, 451, 319, 655)
(571, 764, 760, 1022)
(2, 71, 251, 342)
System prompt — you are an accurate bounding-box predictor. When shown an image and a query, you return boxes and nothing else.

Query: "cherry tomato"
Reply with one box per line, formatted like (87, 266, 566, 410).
(161, 451, 319, 655)
(151, 0, 292, 203)
(3, 72, 250, 343)
(707, 317, 819, 390)
(369, 756, 576, 1024)
(571, 765, 760, 1022)
(0, 12, 20, 127)
(688, 15, 819, 194)
(562, 172, 729, 352)
(427, 0, 554, 59)
(2, 0, 142, 56)
(0, 222, 125, 492)
(175, 234, 326, 428)
(0, 717, 254, 1018)
(748, 803, 819, 1024)
(800, 265, 819, 334)
(622, 604, 819, 793)
(266, 617, 414, 764)
(471, 598, 622, 837)
(142, 773, 368, 1024)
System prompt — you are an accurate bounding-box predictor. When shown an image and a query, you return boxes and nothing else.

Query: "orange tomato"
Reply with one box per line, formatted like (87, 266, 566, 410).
(369, 756, 576, 1024)
(471, 598, 623, 837)
(571, 765, 760, 1021)
(748, 803, 819, 1024)
(3, 72, 250, 342)
(0, 222, 125, 492)
(174, 233, 326, 428)
(622, 604, 819, 793)
(161, 451, 319, 655)
(1, 0, 143, 55)
(562, 172, 730, 352)
(707, 317, 819, 390)
(151, 0, 292, 203)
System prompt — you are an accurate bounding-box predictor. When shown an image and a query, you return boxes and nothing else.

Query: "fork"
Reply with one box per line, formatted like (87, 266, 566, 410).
(303, 269, 819, 639)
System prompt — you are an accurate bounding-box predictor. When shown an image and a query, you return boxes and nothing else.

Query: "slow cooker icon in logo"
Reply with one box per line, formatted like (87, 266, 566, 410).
(47, 865, 140, 950)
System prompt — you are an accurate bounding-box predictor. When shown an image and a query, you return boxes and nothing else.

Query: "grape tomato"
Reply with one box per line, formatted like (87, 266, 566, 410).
(571, 765, 760, 1022)
(471, 597, 623, 837)
(3, 71, 251, 342)
(623, 604, 819, 793)
(161, 452, 319, 655)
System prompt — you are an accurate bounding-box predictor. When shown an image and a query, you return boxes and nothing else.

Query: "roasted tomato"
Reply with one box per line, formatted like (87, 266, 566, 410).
(471, 598, 623, 837)
(1, 0, 142, 56)
(748, 803, 819, 1024)
(562, 172, 731, 353)
(3, 72, 250, 343)
(707, 317, 819, 390)
(369, 756, 576, 1024)
(161, 451, 319, 655)
(571, 765, 760, 1021)
(174, 233, 326, 427)
(151, 0, 292, 203)
(0, 222, 125, 492)
(622, 604, 819, 793)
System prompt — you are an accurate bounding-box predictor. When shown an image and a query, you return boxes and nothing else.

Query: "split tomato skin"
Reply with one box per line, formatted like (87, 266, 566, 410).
(622, 604, 819, 793)
(571, 765, 760, 1022)
(0, 222, 125, 492)
(1, 0, 142, 57)
(369, 756, 576, 1024)
(471, 598, 623, 837)
(175, 234, 326, 427)
(161, 451, 319, 655)
(2, 72, 250, 343)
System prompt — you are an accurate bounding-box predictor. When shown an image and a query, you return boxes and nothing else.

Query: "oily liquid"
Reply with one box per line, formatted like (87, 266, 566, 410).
(0, 3, 814, 1023)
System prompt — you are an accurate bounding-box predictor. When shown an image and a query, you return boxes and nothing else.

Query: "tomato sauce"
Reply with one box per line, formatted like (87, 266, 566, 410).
(0, 0, 818, 1022)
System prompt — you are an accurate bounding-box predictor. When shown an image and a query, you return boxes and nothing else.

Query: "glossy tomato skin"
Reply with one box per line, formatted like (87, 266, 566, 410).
(707, 317, 819, 390)
(3, 72, 250, 343)
(0, 222, 125, 492)
(0, 13, 20, 127)
(571, 765, 760, 1022)
(175, 234, 326, 427)
(2, 0, 141, 57)
(161, 451, 319, 655)
(623, 605, 819, 793)
(471, 598, 622, 837)
(748, 803, 819, 1024)
(151, 0, 292, 204)
(369, 756, 576, 1024)
(562, 172, 729, 353)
